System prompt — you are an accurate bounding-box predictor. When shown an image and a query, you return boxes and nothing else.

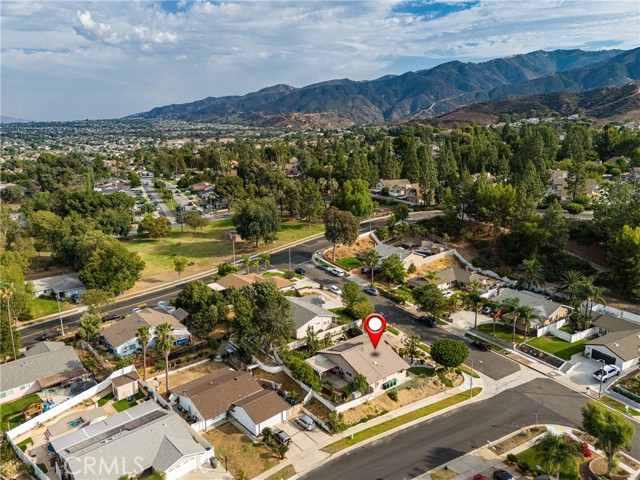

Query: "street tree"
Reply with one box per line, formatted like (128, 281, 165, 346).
(258, 253, 271, 272)
(537, 432, 583, 480)
(76, 313, 102, 339)
(364, 249, 381, 287)
(332, 179, 375, 218)
(83, 289, 112, 315)
(323, 207, 359, 261)
(341, 281, 364, 311)
(413, 283, 448, 320)
(174, 280, 220, 312)
(582, 401, 635, 477)
(233, 197, 280, 248)
(155, 322, 175, 394)
(79, 241, 145, 295)
(138, 215, 171, 238)
(429, 338, 469, 371)
(173, 257, 188, 279)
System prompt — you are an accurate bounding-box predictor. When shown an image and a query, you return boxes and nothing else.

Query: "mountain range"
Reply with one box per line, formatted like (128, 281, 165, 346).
(128, 48, 640, 126)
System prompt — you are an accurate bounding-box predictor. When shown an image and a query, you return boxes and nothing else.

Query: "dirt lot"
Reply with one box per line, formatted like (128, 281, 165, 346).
(411, 256, 462, 278)
(203, 423, 280, 479)
(149, 360, 229, 394)
(327, 236, 376, 262)
(341, 372, 464, 425)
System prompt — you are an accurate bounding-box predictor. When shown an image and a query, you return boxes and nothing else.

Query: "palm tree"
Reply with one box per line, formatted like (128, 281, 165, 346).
(580, 278, 606, 317)
(0, 282, 18, 360)
(517, 258, 545, 290)
(424, 271, 441, 285)
(147, 470, 166, 480)
(258, 253, 271, 272)
(518, 305, 541, 341)
(154, 323, 175, 394)
(241, 254, 251, 274)
(537, 432, 582, 480)
(250, 259, 259, 273)
(500, 297, 524, 344)
(136, 326, 151, 381)
(464, 283, 485, 329)
(364, 249, 381, 287)
(557, 270, 587, 310)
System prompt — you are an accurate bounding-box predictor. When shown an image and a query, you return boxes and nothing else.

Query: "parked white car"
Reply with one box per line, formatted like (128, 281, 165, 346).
(443, 290, 454, 298)
(593, 364, 621, 382)
(329, 268, 345, 277)
(329, 285, 343, 295)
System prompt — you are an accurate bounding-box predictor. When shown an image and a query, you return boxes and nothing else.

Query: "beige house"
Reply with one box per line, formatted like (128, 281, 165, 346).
(492, 288, 570, 328)
(112, 370, 140, 400)
(207, 273, 294, 292)
(373, 179, 424, 204)
(305, 333, 410, 394)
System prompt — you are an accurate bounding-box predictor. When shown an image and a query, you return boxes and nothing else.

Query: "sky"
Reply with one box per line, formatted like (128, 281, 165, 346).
(1, 0, 638, 121)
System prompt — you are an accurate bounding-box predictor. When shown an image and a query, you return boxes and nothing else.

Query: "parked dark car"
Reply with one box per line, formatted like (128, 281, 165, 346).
(481, 306, 492, 315)
(102, 313, 124, 322)
(493, 470, 516, 480)
(294, 268, 306, 276)
(39, 331, 62, 341)
(364, 287, 380, 296)
(273, 429, 292, 446)
(317, 264, 330, 271)
(70, 294, 83, 305)
(361, 266, 371, 274)
(420, 316, 437, 328)
(471, 340, 491, 351)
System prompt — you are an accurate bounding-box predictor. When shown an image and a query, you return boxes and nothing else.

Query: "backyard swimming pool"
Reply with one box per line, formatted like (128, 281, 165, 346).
(67, 418, 83, 428)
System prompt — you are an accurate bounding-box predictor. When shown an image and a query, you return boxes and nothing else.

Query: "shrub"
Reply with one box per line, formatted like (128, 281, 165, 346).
(327, 411, 349, 433)
(284, 270, 296, 280)
(506, 453, 518, 464)
(407, 263, 417, 274)
(565, 203, 585, 215)
(387, 390, 398, 401)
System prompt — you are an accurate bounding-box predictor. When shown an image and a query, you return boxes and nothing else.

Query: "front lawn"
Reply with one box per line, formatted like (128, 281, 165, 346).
(475, 323, 525, 343)
(1, 394, 42, 430)
(32, 297, 74, 319)
(526, 335, 592, 361)
(409, 366, 435, 377)
(516, 443, 579, 480)
(601, 395, 640, 416)
(112, 392, 145, 412)
(330, 307, 356, 325)
(334, 256, 364, 271)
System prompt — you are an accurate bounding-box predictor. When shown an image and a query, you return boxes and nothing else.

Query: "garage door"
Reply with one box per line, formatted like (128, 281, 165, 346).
(166, 456, 198, 480)
(590, 349, 617, 365)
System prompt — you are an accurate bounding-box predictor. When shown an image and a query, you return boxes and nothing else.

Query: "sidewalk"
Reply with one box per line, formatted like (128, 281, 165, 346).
(255, 372, 485, 480)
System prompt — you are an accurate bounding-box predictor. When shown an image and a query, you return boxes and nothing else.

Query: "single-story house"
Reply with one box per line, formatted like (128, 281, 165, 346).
(190, 181, 214, 192)
(31, 273, 86, 299)
(111, 369, 140, 400)
(50, 401, 212, 480)
(372, 179, 424, 204)
(584, 314, 640, 370)
(305, 333, 410, 394)
(491, 288, 570, 327)
(0, 341, 86, 405)
(287, 296, 340, 339)
(373, 243, 433, 271)
(207, 273, 293, 292)
(408, 267, 485, 290)
(171, 369, 290, 434)
(101, 308, 192, 356)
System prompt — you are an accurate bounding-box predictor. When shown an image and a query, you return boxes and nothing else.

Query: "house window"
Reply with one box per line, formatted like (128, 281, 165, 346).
(0, 389, 14, 399)
(345, 371, 352, 377)
(20, 384, 31, 391)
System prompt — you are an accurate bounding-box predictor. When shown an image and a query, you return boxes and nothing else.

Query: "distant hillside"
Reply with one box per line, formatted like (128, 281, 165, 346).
(427, 82, 640, 126)
(128, 48, 637, 126)
(0, 115, 31, 124)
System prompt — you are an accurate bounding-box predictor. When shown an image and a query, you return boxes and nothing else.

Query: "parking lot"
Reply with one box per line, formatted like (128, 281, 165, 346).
(279, 416, 332, 456)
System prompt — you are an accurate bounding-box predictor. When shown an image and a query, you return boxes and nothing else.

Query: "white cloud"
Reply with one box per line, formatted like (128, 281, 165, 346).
(1, 0, 638, 120)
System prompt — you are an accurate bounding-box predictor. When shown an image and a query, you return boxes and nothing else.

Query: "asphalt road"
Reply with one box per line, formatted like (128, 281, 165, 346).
(300, 377, 640, 480)
(20, 211, 440, 346)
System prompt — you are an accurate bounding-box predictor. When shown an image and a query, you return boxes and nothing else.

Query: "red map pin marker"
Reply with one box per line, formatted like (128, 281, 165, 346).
(364, 313, 387, 349)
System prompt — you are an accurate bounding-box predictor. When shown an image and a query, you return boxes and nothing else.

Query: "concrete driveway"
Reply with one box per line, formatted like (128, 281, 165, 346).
(451, 309, 493, 329)
(556, 354, 616, 393)
(280, 418, 331, 456)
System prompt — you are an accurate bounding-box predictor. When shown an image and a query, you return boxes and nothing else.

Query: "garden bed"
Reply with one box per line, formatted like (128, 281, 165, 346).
(489, 426, 547, 455)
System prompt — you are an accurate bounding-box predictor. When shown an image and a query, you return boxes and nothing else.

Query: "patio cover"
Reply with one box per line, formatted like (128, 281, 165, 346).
(305, 354, 337, 374)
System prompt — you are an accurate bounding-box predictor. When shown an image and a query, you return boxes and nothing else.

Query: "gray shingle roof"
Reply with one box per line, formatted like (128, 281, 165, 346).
(374, 243, 412, 261)
(592, 314, 640, 334)
(231, 389, 290, 424)
(31, 274, 84, 294)
(287, 296, 339, 329)
(52, 401, 205, 480)
(101, 308, 188, 349)
(588, 331, 640, 361)
(493, 288, 565, 321)
(0, 342, 85, 392)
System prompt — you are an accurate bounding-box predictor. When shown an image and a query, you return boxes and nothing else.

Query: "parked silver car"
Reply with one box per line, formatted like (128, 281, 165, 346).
(295, 414, 316, 431)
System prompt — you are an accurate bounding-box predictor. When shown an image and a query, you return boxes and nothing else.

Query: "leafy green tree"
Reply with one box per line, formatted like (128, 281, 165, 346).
(288, 356, 320, 390)
(76, 313, 102, 339)
(352, 299, 374, 320)
(28, 210, 67, 254)
(353, 373, 368, 394)
(403, 334, 421, 363)
(216, 175, 244, 211)
(154, 322, 175, 394)
(332, 179, 375, 218)
(0, 261, 34, 322)
(183, 210, 208, 235)
(565, 203, 584, 216)
(187, 303, 229, 339)
(341, 281, 364, 311)
(429, 338, 469, 370)
(217, 261, 239, 277)
(174, 280, 220, 312)
(299, 178, 324, 226)
(537, 432, 583, 480)
(327, 411, 349, 433)
(98, 208, 132, 237)
(173, 257, 188, 279)
(306, 326, 321, 356)
(473, 181, 516, 247)
(413, 283, 448, 319)
(83, 289, 112, 315)
(607, 225, 640, 301)
(126, 170, 142, 188)
(582, 401, 635, 477)
(380, 253, 406, 284)
(138, 215, 171, 238)
(136, 326, 151, 381)
(79, 241, 145, 295)
(364, 249, 381, 286)
(233, 197, 280, 247)
(593, 182, 640, 237)
(323, 207, 359, 261)
(542, 200, 569, 251)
